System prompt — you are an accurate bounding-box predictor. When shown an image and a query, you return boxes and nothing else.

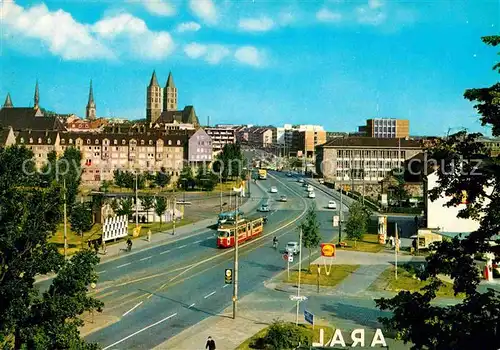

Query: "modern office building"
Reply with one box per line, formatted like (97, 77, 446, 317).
(365, 118, 410, 138)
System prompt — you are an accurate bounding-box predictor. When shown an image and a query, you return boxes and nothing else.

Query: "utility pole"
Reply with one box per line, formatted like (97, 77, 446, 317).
(232, 190, 239, 319)
(63, 178, 67, 258)
(135, 171, 139, 228)
(219, 169, 223, 213)
(395, 222, 399, 280)
(339, 169, 343, 245)
(296, 228, 303, 326)
(172, 196, 176, 235)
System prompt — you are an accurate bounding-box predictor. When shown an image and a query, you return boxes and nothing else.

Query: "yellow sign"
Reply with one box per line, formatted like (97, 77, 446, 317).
(132, 226, 141, 238)
(321, 243, 336, 257)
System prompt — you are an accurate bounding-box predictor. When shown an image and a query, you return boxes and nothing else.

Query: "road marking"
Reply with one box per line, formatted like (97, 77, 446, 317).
(116, 263, 131, 269)
(188, 303, 195, 308)
(159, 249, 171, 255)
(102, 313, 177, 350)
(122, 301, 143, 316)
(223, 284, 230, 288)
(97, 270, 106, 274)
(139, 256, 152, 261)
(178, 244, 187, 249)
(204, 291, 216, 299)
(193, 240, 203, 244)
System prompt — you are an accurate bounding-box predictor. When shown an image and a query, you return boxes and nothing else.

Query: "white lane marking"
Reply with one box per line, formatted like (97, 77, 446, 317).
(116, 263, 131, 269)
(97, 270, 106, 274)
(178, 244, 187, 249)
(159, 249, 171, 255)
(193, 240, 203, 244)
(188, 303, 195, 308)
(223, 284, 230, 288)
(122, 301, 143, 317)
(102, 313, 178, 350)
(139, 256, 152, 261)
(204, 291, 216, 299)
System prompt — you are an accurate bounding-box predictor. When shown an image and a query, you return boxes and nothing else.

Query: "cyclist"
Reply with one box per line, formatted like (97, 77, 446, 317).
(272, 236, 278, 248)
(126, 238, 132, 252)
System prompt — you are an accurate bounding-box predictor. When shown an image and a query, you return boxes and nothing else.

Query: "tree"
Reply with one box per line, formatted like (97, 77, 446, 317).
(375, 36, 500, 349)
(117, 197, 133, 218)
(141, 196, 155, 223)
(69, 202, 94, 237)
(298, 206, 321, 270)
(196, 164, 218, 191)
(345, 202, 370, 247)
(155, 167, 170, 188)
(179, 166, 195, 190)
(214, 143, 245, 181)
(0, 145, 102, 349)
(154, 197, 167, 228)
(389, 172, 410, 206)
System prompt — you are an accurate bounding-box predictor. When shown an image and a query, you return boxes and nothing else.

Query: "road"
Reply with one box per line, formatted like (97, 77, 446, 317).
(84, 171, 347, 349)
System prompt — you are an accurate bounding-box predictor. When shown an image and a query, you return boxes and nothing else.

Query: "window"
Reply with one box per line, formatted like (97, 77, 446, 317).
(149, 140, 153, 145)
(87, 139, 91, 144)
(141, 140, 145, 145)
(114, 139, 117, 145)
(95, 139, 99, 144)
(168, 140, 172, 145)
(60, 139, 65, 144)
(122, 140, 126, 145)
(177, 140, 181, 145)
(69, 139, 73, 144)
(38, 138, 42, 144)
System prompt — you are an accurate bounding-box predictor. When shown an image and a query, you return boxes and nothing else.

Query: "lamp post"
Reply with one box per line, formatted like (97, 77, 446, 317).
(63, 178, 67, 258)
(135, 171, 139, 229)
(219, 169, 223, 213)
(295, 228, 303, 325)
(232, 188, 240, 319)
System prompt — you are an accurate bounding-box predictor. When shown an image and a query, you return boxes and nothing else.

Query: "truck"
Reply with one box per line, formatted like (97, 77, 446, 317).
(410, 229, 443, 250)
(258, 169, 267, 180)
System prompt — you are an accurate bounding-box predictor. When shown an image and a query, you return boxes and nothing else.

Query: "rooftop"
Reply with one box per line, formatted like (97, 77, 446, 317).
(320, 136, 422, 148)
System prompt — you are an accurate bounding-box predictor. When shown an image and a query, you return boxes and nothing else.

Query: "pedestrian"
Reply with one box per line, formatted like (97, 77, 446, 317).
(102, 241, 107, 255)
(126, 238, 132, 252)
(94, 241, 99, 254)
(147, 229, 152, 242)
(205, 336, 216, 350)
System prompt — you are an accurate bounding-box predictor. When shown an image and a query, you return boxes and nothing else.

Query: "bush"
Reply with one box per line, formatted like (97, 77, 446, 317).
(256, 321, 311, 349)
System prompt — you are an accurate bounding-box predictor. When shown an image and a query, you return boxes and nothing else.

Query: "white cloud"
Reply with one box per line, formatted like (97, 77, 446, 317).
(238, 16, 275, 32)
(355, 5, 386, 25)
(0, 1, 113, 60)
(176, 21, 201, 33)
(184, 42, 230, 64)
(316, 8, 342, 22)
(0, 1, 175, 61)
(141, 0, 175, 16)
(234, 46, 264, 67)
(189, 0, 217, 24)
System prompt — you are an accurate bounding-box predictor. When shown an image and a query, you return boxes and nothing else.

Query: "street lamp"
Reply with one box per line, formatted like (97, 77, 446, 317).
(135, 171, 139, 229)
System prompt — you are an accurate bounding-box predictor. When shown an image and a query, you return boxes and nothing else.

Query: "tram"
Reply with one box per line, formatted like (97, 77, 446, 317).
(217, 216, 264, 248)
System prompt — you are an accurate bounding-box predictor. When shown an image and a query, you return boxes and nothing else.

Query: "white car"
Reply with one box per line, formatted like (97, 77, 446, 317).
(286, 172, 292, 177)
(298, 178, 304, 183)
(308, 191, 316, 198)
(328, 200, 337, 209)
(307, 185, 314, 192)
(270, 186, 278, 193)
(319, 179, 325, 184)
(259, 204, 270, 212)
(286, 242, 300, 255)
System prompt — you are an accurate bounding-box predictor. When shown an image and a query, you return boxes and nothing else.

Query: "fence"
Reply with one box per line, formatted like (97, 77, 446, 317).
(102, 215, 129, 242)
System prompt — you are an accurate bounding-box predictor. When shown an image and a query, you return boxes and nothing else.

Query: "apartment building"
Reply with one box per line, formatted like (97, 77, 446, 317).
(316, 137, 422, 194)
(0, 127, 16, 147)
(277, 124, 326, 158)
(247, 127, 274, 148)
(479, 137, 500, 157)
(205, 127, 236, 154)
(188, 128, 213, 163)
(365, 118, 410, 138)
(15, 130, 61, 169)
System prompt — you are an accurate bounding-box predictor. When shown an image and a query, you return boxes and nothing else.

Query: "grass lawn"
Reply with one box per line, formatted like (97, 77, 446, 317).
(338, 234, 384, 253)
(236, 323, 334, 350)
(369, 265, 464, 298)
(284, 264, 359, 287)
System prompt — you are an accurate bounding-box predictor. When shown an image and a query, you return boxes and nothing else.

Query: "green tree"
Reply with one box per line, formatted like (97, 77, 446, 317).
(375, 36, 500, 349)
(100, 180, 112, 193)
(0, 145, 102, 349)
(69, 202, 94, 237)
(196, 164, 218, 191)
(141, 196, 155, 223)
(155, 167, 170, 188)
(179, 166, 195, 190)
(345, 202, 370, 247)
(214, 143, 245, 181)
(298, 206, 321, 270)
(389, 172, 410, 206)
(154, 197, 167, 228)
(117, 197, 133, 218)
(262, 321, 311, 349)
(60, 147, 82, 211)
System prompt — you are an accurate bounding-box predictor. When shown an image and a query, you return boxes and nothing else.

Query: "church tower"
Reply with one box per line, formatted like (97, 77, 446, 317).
(3, 93, 13, 108)
(86, 80, 96, 120)
(147, 70, 162, 123)
(163, 71, 177, 112)
(34, 80, 39, 109)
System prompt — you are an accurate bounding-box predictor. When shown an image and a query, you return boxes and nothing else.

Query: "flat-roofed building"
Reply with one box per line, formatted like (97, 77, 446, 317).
(366, 118, 409, 139)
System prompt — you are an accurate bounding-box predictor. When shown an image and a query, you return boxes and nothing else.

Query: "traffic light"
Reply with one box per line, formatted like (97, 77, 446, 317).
(225, 269, 233, 284)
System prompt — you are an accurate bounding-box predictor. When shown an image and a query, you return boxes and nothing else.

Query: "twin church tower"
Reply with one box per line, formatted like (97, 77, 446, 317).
(146, 71, 177, 123)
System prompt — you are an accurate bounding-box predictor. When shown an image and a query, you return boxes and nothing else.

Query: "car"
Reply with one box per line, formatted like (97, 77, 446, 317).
(307, 185, 314, 192)
(302, 182, 308, 187)
(308, 191, 316, 198)
(286, 172, 292, 177)
(285, 241, 300, 255)
(259, 204, 270, 212)
(298, 178, 304, 183)
(328, 200, 337, 209)
(280, 195, 287, 202)
(270, 186, 278, 193)
(319, 179, 325, 184)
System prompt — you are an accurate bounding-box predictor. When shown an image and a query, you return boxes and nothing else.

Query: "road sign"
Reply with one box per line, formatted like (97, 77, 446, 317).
(304, 310, 314, 325)
(225, 269, 232, 284)
(288, 254, 294, 263)
(289, 295, 308, 301)
(333, 215, 339, 227)
(320, 243, 336, 257)
(283, 253, 288, 261)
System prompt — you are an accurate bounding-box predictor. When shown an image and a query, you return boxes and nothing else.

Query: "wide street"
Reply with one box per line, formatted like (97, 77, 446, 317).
(83, 172, 348, 349)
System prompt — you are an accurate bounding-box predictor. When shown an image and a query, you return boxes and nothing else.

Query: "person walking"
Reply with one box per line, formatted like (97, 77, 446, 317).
(205, 336, 216, 350)
(126, 238, 132, 252)
(147, 229, 152, 242)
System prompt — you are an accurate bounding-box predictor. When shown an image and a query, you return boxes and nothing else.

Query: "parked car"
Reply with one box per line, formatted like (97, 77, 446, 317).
(259, 204, 270, 212)
(270, 186, 278, 193)
(308, 191, 316, 198)
(280, 195, 287, 202)
(307, 185, 314, 192)
(298, 178, 304, 183)
(328, 200, 337, 209)
(286, 241, 300, 255)
(286, 172, 292, 177)
(319, 179, 325, 184)
(303, 182, 308, 187)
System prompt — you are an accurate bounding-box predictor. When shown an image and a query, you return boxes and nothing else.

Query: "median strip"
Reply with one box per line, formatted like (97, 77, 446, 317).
(204, 291, 216, 299)
(139, 256, 152, 261)
(116, 263, 131, 269)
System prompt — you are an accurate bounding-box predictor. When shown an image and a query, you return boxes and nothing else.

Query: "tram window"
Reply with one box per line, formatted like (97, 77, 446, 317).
(218, 231, 229, 238)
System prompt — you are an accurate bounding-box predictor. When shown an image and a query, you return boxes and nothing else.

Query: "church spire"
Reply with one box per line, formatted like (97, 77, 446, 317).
(165, 71, 175, 88)
(34, 80, 39, 109)
(149, 70, 160, 87)
(86, 80, 96, 120)
(3, 93, 13, 108)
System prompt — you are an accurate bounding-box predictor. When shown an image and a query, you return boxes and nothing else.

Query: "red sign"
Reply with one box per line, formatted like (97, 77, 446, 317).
(320, 243, 336, 257)
(283, 253, 289, 261)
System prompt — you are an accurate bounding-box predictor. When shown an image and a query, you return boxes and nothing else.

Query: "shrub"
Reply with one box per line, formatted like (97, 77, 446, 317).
(261, 321, 311, 349)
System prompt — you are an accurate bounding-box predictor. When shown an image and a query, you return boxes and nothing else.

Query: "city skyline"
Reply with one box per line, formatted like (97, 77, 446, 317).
(0, 0, 498, 136)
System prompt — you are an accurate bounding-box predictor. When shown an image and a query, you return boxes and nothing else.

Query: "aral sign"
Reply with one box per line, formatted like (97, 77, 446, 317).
(313, 328, 387, 347)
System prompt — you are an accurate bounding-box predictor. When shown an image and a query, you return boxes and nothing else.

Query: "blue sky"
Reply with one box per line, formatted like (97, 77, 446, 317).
(0, 0, 498, 136)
